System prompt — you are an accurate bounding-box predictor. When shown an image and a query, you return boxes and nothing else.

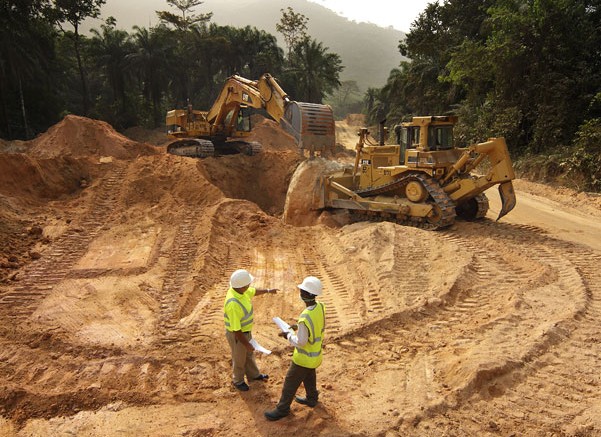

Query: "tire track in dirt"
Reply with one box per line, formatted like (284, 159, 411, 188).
(0, 163, 129, 325)
(419, 222, 601, 436)
(296, 233, 364, 335)
(320, 221, 587, 434)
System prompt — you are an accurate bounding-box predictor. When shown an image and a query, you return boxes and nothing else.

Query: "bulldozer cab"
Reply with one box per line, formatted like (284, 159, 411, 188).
(395, 116, 456, 164)
(397, 116, 456, 150)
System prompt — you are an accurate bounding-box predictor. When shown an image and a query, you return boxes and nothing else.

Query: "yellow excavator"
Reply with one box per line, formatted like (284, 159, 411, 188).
(165, 73, 335, 157)
(317, 115, 516, 230)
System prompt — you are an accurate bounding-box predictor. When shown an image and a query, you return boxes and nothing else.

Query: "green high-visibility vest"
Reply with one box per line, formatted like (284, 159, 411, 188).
(293, 302, 325, 369)
(224, 287, 255, 332)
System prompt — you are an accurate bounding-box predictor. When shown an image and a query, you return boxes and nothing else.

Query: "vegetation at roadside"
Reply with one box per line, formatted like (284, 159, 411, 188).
(367, 0, 601, 192)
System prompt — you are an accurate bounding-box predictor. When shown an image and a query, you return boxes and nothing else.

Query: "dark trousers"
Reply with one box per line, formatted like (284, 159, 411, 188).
(275, 361, 318, 413)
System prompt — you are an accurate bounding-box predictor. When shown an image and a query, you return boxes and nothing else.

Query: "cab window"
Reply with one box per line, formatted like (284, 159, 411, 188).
(428, 126, 453, 150)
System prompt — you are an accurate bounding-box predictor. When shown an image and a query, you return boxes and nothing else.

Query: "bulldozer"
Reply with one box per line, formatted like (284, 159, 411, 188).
(165, 73, 335, 157)
(316, 115, 516, 230)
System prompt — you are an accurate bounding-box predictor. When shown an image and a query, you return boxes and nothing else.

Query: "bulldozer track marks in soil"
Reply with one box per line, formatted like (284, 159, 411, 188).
(0, 163, 130, 323)
(320, 220, 597, 434)
(156, 215, 201, 345)
(1, 155, 599, 436)
(420, 221, 601, 434)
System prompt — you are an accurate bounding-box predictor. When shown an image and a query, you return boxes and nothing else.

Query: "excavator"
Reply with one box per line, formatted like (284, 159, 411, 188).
(316, 115, 517, 230)
(165, 73, 335, 157)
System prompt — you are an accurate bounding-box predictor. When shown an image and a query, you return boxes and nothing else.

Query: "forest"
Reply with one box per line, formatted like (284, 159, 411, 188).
(1, 0, 600, 190)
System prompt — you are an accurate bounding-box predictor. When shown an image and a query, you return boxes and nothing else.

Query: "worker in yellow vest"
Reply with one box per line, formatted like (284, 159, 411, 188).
(264, 276, 326, 420)
(224, 269, 278, 391)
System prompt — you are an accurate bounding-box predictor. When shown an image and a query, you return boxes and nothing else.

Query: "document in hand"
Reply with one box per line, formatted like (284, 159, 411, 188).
(249, 338, 271, 355)
(272, 316, 291, 333)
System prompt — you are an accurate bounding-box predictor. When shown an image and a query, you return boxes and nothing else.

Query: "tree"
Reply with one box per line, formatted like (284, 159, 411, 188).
(128, 25, 175, 126)
(88, 18, 135, 126)
(276, 7, 308, 57)
(0, 0, 56, 139)
(53, 0, 106, 116)
(156, 0, 212, 31)
(285, 37, 343, 103)
(329, 80, 362, 117)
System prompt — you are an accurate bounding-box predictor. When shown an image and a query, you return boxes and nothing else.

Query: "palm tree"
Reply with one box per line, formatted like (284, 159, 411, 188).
(286, 38, 343, 103)
(0, 2, 52, 138)
(128, 25, 175, 126)
(89, 22, 134, 117)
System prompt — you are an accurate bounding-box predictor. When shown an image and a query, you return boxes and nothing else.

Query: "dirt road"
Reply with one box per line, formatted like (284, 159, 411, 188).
(1, 115, 600, 436)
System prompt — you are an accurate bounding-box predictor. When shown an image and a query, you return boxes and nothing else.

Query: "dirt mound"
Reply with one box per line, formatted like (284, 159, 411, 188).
(246, 117, 297, 152)
(283, 157, 348, 226)
(28, 115, 159, 159)
(0, 154, 92, 202)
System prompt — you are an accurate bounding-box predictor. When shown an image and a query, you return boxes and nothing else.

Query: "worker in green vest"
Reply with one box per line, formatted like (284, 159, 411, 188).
(224, 269, 278, 391)
(264, 276, 326, 421)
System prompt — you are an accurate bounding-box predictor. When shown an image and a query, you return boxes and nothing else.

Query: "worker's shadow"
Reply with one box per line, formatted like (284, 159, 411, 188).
(239, 381, 356, 436)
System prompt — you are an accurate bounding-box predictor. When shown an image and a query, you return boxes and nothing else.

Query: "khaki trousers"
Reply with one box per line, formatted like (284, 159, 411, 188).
(225, 330, 260, 384)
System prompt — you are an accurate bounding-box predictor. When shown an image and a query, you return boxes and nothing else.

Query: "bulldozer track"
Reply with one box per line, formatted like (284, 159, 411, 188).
(0, 163, 130, 324)
(350, 173, 456, 230)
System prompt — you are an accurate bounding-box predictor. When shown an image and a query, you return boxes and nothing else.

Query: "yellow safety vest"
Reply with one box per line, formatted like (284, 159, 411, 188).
(223, 287, 256, 332)
(292, 302, 325, 369)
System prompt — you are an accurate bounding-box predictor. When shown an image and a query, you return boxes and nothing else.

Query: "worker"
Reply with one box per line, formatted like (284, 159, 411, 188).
(224, 268, 278, 391)
(264, 276, 326, 421)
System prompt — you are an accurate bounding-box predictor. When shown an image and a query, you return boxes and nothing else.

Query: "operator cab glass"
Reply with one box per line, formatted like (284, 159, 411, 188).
(237, 106, 252, 132)
(396, 127, 419, 147)
(397, 126, 419, 164)
(428, 126, 453, 150)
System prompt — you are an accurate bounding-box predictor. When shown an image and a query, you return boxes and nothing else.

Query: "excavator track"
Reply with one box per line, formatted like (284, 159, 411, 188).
(350, 173, 457, 230)
(167, 139, 215, 158)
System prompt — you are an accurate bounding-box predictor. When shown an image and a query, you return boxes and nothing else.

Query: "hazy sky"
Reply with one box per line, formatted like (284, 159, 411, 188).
(307, 0, 436, 32)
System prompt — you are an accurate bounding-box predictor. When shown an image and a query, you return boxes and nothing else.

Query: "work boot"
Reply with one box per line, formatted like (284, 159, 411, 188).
(233, 381, 249, 391)
(295, 396, 317, 407)
(264, 408, 289, 421)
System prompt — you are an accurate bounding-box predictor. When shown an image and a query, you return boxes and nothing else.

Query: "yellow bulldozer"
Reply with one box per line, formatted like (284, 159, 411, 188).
(316, 115, 516, 230)
(165, 73, 335, 157)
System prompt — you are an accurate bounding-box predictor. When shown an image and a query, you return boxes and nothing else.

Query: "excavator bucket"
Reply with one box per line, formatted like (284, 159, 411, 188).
(497, 181, 517, 221)
(281, 102, 335, 156)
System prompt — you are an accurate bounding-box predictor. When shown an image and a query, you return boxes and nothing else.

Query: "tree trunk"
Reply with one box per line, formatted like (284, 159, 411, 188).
(73, 24, 90, 116)
(18, 75, 31, 139)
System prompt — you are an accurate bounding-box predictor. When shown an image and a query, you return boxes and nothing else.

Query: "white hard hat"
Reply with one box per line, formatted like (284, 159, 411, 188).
(297, 276, 323, 296)
(230, 269, 254, 288)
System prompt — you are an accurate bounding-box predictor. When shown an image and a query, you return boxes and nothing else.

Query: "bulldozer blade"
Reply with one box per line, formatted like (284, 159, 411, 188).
(497, 181, 516, 221)
(281, 101, 335, 155)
